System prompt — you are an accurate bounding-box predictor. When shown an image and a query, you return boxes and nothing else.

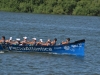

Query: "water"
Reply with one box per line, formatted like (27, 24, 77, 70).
(0, 11, 100, 75)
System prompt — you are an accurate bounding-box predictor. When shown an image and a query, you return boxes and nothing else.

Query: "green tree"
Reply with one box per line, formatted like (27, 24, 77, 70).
(0, 0, 100, 16)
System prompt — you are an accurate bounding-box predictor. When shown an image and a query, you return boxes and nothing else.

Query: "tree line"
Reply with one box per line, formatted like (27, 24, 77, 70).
(0, 0, 100, 16)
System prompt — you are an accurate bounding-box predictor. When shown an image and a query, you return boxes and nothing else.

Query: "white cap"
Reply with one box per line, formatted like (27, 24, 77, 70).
(32, 38, 36, 40)
(9, 37, 12, 40)
(16, 38, 20, 41)
(40, 39, 43, 42)
(48, 39, 50, 41)
(23, 36, 27, 39)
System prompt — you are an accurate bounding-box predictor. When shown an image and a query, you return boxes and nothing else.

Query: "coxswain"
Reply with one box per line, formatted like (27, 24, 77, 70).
(62, 38, 70, 45)
(0, 36, 6, 44)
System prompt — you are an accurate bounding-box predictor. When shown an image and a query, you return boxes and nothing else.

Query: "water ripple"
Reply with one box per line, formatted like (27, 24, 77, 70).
(0, 12, 100, 75)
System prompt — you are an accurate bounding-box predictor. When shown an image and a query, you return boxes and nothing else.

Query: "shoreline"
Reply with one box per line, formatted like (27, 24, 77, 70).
(0, 11, 99, 17)
(0, 0, 100, 16)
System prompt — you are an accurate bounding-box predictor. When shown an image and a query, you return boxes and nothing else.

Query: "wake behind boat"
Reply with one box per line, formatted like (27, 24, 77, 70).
(0, 39, 85, 56)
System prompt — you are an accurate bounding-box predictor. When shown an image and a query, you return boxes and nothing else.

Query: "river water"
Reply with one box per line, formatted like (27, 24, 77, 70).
(0, 12, 100, 75)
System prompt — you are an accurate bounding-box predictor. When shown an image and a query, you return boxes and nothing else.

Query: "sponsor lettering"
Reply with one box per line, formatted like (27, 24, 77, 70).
(8, 46, 52, 52)
(64, 46, 70, 50)
(64, 44, 83, 52)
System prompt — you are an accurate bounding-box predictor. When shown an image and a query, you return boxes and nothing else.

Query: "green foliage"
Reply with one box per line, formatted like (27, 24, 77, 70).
(0, 0, 100, 16)
(73, 0, 100, 16)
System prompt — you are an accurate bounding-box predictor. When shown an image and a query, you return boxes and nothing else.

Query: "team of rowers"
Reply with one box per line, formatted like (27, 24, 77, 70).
(0, 36, 70, 46)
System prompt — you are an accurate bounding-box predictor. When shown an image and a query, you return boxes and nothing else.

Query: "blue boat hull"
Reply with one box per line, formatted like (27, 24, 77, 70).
(0, 39, 85, 56)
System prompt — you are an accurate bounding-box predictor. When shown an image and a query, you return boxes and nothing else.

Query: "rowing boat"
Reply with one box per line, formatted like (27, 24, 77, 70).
(0, 39, 85, 56)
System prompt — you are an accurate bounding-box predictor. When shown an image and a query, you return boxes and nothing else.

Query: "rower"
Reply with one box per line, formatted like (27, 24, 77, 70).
(6, 37, 13, 45)
(16, 38, 21, 45)
(21, 36, 28, 45)
(62, 38, 70, 45)
(46, 39, 51, 46)
(42, 39, 51, 46)
(9, 37, 12, 41)
(31, 38, 37, 46)
(51, 38, 57, 46)
(37, 39, 43, 46)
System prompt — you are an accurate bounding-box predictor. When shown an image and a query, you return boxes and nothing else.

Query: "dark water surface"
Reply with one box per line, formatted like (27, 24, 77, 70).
(0, 12, 100, 75)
